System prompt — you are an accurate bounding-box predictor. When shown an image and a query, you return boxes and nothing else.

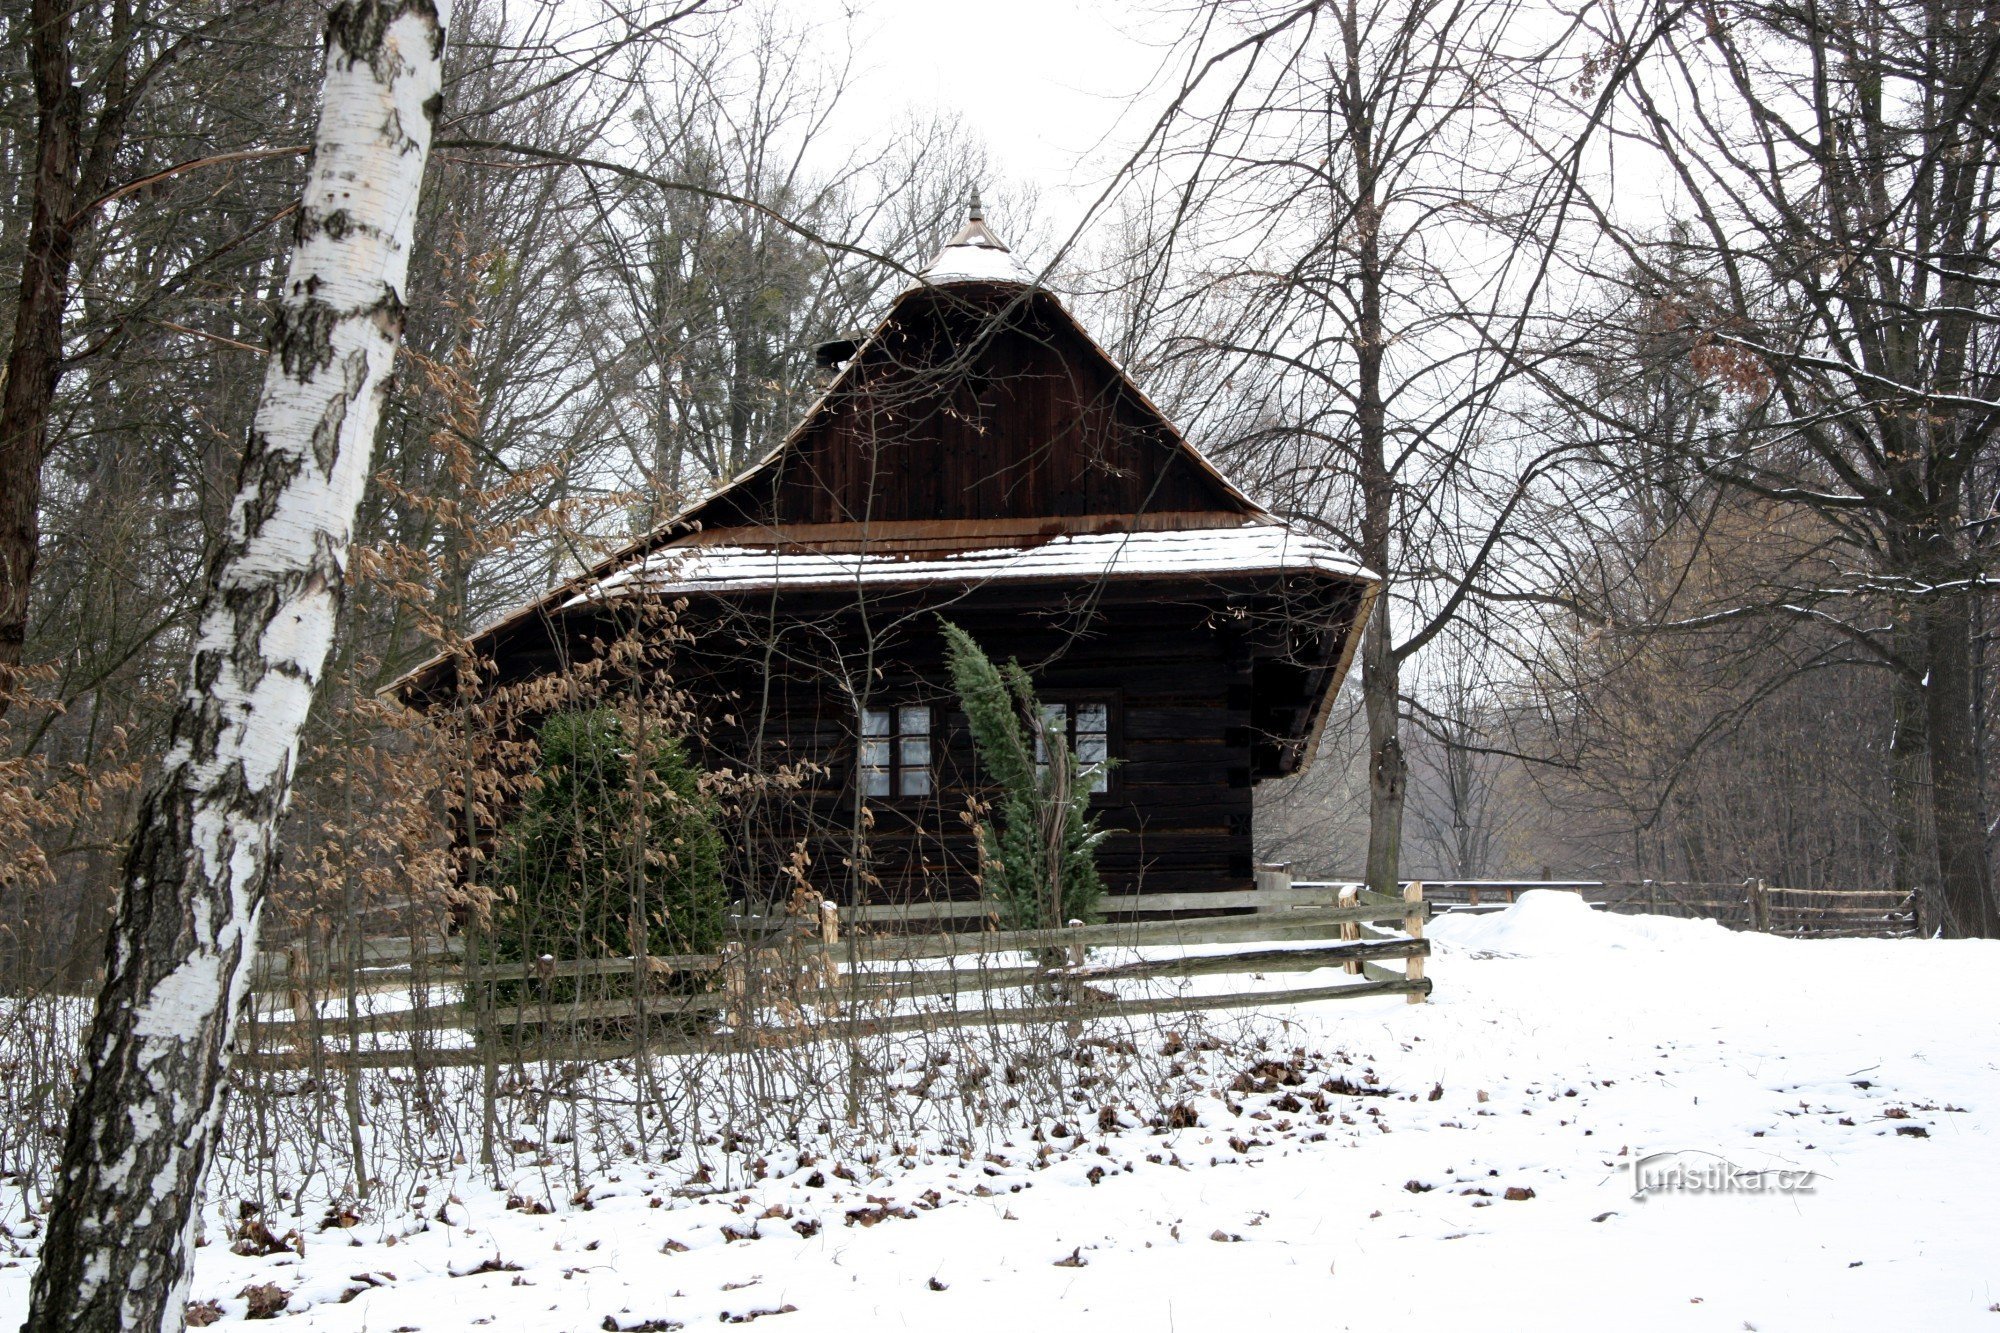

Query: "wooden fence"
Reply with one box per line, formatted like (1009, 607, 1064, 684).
(1309, 876, 1918, 939)
(240, 880, 1432, 1070)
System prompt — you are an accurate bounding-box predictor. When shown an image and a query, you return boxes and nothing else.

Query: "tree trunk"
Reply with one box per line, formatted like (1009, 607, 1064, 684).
(0, 0, 85, 712)
(1361, 597, 1405, 896)
(1888, 633, 1940, 933)
(24, 6, 446, 1331)
(1923, 591, 2000, 938)
(1345, 4, 1401, 899)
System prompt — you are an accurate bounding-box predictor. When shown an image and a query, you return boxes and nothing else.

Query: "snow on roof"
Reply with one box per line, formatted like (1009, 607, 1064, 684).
(914, 189, 1036, 288)
(568, 524, 1372, 606)
(920, 243, 1035, 286)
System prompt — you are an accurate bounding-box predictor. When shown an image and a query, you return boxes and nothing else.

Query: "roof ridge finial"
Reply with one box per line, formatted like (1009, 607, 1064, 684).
(968, 186, 984, 223)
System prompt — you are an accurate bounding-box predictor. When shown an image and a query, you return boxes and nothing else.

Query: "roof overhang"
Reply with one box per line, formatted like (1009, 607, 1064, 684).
(572, 524, 1372, 603)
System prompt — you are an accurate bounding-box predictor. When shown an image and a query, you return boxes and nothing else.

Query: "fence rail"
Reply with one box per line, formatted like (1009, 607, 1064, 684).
(240, 880, 1432, 1070)
(1291, 875, 1918, 938)
(239, 868, 1915, 1072)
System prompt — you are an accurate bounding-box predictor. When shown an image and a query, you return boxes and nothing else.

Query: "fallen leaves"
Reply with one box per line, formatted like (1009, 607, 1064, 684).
(844, 1200, 916, 1228)
(719, 1305, 797, 1323)
(238, 1283, 290, 1320)
(450, 1256, 523, 1278)
(230, 1215, 300, 1259)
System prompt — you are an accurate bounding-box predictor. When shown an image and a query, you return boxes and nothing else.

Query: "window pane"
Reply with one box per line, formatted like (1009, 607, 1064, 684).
(900, 735, 930, 769)
(861, 767, 890, 796)
(1076, 733, 1108, 765)
(898, 705, 930, 737)
(862, 708, 891, 736)
(1084, 765, 1109, 794)
(901, 767, 933, 796)
(861, 738, 890, 769)
(1035, 704, 1063, 766)
(1076, 703, 1108, 737)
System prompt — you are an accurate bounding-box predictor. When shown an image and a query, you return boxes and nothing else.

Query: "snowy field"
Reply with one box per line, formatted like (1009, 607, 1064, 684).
(5, 892, 1995, 1331)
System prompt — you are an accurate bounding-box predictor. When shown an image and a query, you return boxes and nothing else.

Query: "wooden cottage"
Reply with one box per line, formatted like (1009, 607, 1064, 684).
(398, 200, 1378, 908)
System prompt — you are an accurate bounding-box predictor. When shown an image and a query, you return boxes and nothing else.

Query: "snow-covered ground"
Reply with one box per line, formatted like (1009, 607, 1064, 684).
(5, 892, 1995, 1331)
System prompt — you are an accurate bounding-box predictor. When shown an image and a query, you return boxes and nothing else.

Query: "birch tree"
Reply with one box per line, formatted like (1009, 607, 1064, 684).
(24, 5, 447, 1330)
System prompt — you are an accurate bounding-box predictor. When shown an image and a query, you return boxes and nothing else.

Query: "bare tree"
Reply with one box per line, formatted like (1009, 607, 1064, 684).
(1128, 0, 1594, 895)
(1561, 0, 2000, 936)
(0, 1, 328, 712)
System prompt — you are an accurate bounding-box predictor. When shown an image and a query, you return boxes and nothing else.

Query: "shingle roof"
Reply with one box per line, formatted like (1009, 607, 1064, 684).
(571, 524, 1372, 604)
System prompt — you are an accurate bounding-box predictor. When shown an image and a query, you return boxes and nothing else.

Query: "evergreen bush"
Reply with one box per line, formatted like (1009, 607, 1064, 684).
(486, 709, 727, 1005)
(939, 619, 1111, 930)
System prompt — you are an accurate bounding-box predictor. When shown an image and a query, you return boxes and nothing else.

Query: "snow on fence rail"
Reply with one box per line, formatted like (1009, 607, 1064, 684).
(1288, 875, 1918, 938)
(238, 882, 1432, 1070)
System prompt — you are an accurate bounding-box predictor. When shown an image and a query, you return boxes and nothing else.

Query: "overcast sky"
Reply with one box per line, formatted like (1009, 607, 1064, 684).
(821, 0, 1185, 238)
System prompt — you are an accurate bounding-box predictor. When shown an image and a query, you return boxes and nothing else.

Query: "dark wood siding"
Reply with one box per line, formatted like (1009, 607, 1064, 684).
(670, 588, 1260, 906)
(693, 289, 1245, 530)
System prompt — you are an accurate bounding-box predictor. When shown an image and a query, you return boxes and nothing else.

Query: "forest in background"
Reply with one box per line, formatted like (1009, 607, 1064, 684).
(4, 0, 1998, 1019)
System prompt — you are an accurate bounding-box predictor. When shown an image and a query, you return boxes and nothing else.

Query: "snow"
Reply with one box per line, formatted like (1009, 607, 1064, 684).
(1424, 885, 1732, 955)
(910, 209, 1037, 288)
(577, 524, 1373, 603)
(6, 898, 1997, 1330)
(914, 240, 1037, 287)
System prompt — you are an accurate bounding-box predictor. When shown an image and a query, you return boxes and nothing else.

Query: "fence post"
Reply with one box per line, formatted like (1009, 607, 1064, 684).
(1403, 881, 1427, 1003)
(1338, 885, 1362, 973)
(1064, 919, 1087, 1042)
(1750, 878, 1772, 933)
(1253, 861, 1292, 898)
(722, 941, 749, 1030)
(817, 900, 842, 1008)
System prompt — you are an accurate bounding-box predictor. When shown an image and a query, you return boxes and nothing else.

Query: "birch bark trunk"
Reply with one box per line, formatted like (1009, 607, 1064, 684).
(25, 6, 447, 1330)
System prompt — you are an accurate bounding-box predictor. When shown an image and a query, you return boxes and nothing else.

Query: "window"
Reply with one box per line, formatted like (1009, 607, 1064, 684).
(1034, 700, 1113, 794)
(861, 704, 933, 798)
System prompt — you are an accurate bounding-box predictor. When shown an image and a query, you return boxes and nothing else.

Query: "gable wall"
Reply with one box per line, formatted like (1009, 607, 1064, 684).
(696, 291, 1244, 530)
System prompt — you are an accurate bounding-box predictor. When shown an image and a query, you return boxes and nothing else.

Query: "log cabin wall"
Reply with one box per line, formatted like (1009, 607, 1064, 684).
(677, 588, 1258, 907)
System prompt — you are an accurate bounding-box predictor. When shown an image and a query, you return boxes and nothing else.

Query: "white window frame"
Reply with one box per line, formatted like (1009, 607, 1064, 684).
(860, 703, 934, 799)
(1033, 699, 1113, 795)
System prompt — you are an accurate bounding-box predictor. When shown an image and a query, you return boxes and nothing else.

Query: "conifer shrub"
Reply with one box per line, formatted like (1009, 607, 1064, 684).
(939, 619, 1111, 931)
(485, 709, 727, 1010)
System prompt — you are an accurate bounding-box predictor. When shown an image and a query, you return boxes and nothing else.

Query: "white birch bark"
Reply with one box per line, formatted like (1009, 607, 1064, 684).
(25, 6, 447, 1330)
